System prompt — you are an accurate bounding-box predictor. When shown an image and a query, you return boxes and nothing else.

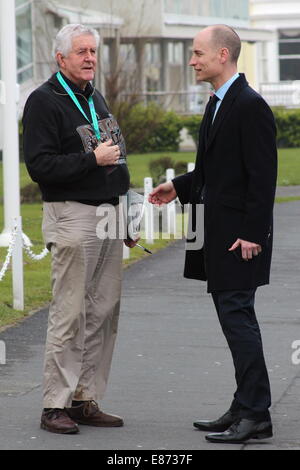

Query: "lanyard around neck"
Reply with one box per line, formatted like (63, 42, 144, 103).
(56, 72, 101, 142)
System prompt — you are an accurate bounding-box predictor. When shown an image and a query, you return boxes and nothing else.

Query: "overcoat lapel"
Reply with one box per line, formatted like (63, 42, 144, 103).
(190, 99, 211, 200)
(206, 74, 249, 150)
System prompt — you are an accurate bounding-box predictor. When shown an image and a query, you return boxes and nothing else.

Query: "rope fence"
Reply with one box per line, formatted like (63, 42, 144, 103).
(0, 223, 49, 282)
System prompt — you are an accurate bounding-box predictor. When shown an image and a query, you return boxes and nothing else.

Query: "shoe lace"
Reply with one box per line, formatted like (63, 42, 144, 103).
(83, 400, 99, 417)
(228, 418, 242, 433)
(44, 408, 66, 419)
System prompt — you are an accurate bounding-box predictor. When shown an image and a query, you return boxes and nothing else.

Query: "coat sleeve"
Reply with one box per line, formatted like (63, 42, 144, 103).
(22, 90, 98, 185)
(238, 96, 277, 246)
(172, 172, 194, 205)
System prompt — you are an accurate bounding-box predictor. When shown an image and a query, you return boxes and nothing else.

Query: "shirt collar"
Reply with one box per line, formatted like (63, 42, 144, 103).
(214, 73, 240, 101)
(58, 72, 94, 98)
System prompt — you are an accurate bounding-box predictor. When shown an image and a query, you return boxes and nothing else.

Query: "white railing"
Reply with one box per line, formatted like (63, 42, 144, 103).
(260, 81, 300, 108)
(121, 89, 210, 114)
(139, 162, 195, 244)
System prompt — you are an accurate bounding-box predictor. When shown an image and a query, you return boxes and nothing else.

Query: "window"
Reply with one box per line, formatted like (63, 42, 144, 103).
(146, 43, 160, 65)
(201, 0, 249, 20)
(168, 42, 183, 64)
(145, 43, 161, 92)
(120, 44, 136, 65)
(164, 0, 249, 20)
(279, 30, 300, 80)
(16, 1, 33, 83)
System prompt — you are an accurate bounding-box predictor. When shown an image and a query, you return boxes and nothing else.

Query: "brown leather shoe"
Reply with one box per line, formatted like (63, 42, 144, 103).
(41, 408, 79, 434)
(66, 400, 124, 427)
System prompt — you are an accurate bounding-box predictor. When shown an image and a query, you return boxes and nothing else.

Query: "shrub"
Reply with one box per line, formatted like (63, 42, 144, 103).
(182, 115, 203, 146)
(272, 108, 300, 148)
(149, 156, 174, 185)
(149, 156, 187, 185)
(20, 182, 41, 203)
(112, 101, 183, 153)
(174, 160, 188, 176)
(183, 109, 300, 149)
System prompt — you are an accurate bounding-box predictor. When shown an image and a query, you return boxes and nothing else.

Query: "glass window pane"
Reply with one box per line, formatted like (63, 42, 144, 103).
(18, 65, 33, 83)
(200, 0, 248, 20)
(279, 42, 300, 55)
(164, 0, 249, 20)
(16, 0, 27, 7)
(280, 58, 300, 80)
(16, 3, 33, 83)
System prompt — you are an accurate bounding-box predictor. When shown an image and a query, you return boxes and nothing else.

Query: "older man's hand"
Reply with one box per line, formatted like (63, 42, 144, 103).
(94, 139, 121, 166)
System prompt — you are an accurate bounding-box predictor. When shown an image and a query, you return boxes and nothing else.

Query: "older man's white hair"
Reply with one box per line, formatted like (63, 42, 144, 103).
(53, 23, 100, 58)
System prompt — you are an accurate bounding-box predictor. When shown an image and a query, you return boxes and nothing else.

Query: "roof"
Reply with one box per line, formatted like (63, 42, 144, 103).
(45, 1, 123, 29)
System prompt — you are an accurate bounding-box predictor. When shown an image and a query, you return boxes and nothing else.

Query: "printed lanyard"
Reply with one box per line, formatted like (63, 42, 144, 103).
(56, 72, 101, 141)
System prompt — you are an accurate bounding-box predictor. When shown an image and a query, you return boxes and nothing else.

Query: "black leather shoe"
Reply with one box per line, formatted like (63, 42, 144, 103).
(205, 418, 273, 444)
(193, 409, 239, 432)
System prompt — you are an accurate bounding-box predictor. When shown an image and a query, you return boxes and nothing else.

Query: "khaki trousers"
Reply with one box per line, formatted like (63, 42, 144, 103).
(42, 201, 123, 409)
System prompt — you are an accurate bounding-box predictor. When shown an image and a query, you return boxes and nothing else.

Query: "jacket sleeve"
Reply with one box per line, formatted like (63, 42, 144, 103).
(22, 90, 98, 185)
(172, 172, 194, 205)
(239, 96, 277, 246)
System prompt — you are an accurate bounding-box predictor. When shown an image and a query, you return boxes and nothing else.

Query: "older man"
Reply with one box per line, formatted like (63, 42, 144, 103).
(149, 25, 277, 444)
(23, 24, 134, 434)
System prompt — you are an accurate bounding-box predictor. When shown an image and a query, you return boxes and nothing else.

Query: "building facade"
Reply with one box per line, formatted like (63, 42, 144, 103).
(250, 0, 300, 106)
(1, 0, 276, 116)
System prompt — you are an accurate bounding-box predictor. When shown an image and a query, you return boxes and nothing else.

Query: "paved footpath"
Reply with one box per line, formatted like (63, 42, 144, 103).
(0, 201, 300, 451)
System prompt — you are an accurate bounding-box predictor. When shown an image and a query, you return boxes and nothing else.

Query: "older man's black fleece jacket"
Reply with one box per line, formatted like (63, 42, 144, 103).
(22, 73, 130, 205)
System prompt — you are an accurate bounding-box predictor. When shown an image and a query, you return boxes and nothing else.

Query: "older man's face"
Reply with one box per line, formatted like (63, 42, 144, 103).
(59, 34, 97, 89)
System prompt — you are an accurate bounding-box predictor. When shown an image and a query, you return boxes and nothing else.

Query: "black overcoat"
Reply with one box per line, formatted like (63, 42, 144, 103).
(173, 74, 277, 292)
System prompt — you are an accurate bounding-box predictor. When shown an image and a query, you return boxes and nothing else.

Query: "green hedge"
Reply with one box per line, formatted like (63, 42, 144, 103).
(272, 108, 300, 148)
(182, 115, 203, 146)
(183, 108, 300, 149)
(16, 105, 300, 156)
(112, 101, 183, 154)
(148, 156, 188, 185)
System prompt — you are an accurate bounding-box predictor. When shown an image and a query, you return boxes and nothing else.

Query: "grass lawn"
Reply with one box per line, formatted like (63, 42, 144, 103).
(0, 202, 175, 329)
(0, 147, 300, 329)
(0, 204, 51, 327)
(1, 147, 300, 195)
(127, 147, 300, 187)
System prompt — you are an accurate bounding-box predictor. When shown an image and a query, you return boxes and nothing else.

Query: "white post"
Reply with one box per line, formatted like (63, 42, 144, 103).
(120, 195, 130, 260)
(187, 162, 195, 172)
(0, 0, 21, 246)
(166, 168, 176, 236)
(0, 340, 6, 365)
(12, 216, 24, 310)
(144, 177, 154, 244)
(0, 0, 24, 310)
(123, 244, 130, 260)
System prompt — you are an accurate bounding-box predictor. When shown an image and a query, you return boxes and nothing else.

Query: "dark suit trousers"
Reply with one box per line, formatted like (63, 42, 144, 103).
(211, 289, 271, 421)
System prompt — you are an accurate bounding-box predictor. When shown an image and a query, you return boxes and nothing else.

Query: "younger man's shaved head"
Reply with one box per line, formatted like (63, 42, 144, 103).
(206, 24, 241, 63)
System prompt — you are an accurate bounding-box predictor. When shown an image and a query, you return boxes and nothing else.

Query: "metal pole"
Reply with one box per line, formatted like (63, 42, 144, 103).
(0, 0, 24, 310)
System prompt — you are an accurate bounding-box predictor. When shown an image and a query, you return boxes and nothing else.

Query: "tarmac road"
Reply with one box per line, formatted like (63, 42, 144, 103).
(0, 201, 299, 451)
